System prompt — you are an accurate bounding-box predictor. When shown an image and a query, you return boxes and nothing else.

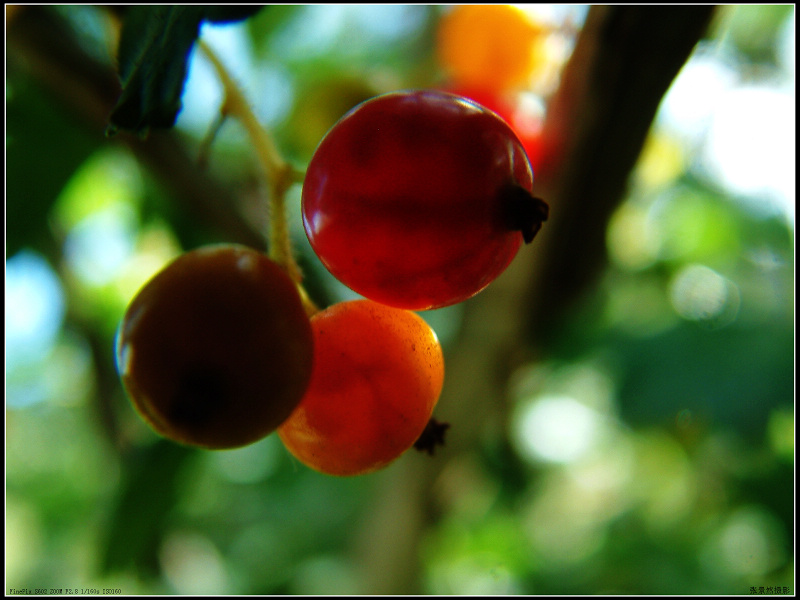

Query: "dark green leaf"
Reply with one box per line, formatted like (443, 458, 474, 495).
(204, 5, 264, 24)
(108, 6, 204, 135)
(108, 6, 264, 136)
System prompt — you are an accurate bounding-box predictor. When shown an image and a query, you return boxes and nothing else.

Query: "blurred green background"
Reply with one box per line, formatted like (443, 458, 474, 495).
(6, 5, 795, 595)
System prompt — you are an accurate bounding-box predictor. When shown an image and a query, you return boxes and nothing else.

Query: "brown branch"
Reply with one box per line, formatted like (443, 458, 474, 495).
(526, 5, 716, 345)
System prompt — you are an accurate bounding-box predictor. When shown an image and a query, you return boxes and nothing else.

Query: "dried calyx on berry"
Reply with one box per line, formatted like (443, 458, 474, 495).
(413, 418, 451, 456)
(502, 183, 550, 244)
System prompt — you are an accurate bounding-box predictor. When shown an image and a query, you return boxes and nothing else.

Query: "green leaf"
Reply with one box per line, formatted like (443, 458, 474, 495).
(108, 6, 263, 136)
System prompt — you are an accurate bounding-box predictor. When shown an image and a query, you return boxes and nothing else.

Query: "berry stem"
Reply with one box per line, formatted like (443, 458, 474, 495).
(197, 110, 227, 170)
(198, 39, 318, 316)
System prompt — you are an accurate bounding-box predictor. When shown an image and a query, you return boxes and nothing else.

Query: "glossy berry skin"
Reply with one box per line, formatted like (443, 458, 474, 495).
(116, 245, 314, 450)
(278, 299, 445, 476)
(302, 89, 543, 310)
(446, 85, 545, 174)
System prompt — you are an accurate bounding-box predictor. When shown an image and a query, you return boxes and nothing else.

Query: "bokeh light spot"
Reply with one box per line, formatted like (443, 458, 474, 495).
(6, 250, 66, 376)
(669, 263, 740, 326)
(513, 396, 605, 464)
(701, 85, 795, 222)
(607, 202, 660, 271)
(63, 206, 138, 288)
(701, 506, 788, 577)
(160, 531, 230, 595)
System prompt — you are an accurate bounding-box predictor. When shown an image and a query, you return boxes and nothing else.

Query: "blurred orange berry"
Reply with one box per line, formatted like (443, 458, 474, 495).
(437, 5, 545, 93)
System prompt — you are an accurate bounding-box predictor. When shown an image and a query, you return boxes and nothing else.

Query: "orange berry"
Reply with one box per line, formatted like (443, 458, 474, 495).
(437, 5, 544, 92)
(278, 300, 445, 476)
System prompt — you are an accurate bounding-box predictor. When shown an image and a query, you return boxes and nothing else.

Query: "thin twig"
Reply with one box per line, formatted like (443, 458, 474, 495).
(198, 38, 317, 315)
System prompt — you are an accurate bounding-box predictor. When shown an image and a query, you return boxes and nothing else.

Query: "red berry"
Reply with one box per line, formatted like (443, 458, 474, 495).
(278, 299, 445, 476)
(116, 245, 314, 450)
(302, 89, 548, 310)
(446, 85, 546, 174)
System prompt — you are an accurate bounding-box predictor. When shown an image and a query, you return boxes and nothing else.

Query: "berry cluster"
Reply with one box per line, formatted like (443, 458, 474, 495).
(116, 89, 548, 476)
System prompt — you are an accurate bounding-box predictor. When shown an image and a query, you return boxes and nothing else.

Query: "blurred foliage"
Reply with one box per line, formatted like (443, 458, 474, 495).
(6, 77, 100, 257)
(6, 4, 795, 596)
